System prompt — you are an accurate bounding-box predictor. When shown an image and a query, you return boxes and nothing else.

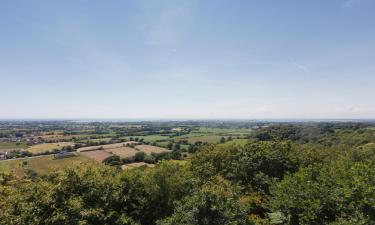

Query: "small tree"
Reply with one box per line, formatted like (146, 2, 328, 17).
(134, 151, 146, 162)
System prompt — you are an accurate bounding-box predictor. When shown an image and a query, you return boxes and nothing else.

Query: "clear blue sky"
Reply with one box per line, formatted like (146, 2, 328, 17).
(1, 0, 374, 119)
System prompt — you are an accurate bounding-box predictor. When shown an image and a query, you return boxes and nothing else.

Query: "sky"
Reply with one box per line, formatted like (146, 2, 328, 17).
(1, 0, 375, 119)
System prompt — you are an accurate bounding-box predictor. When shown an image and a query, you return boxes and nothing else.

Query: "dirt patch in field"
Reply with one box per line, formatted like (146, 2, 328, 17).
(77, 141, 139, 152)
(80, 150, 112, 163)
(105, 147, 139, 158)
(134, 145, 170, 155)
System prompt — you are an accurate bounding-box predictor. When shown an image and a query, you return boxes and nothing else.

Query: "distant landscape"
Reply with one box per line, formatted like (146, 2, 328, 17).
(2, 0, 375, 224)
(1, 120, 375, 224)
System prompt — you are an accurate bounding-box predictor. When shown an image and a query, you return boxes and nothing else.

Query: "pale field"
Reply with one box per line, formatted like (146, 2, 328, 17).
(79, 150, 112, 163)
(0, 154, 93, 177)
(134, 145, 170, 155)
(87, 138, 112, 143)
(77, 141, 139, 152)
(38, 134, 90, 141)
(105, 147, 139, 158)
(27, 142, 75, 154)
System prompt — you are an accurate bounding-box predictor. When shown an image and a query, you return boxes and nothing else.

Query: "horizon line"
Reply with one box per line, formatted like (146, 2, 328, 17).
(1, 118, 375, 122)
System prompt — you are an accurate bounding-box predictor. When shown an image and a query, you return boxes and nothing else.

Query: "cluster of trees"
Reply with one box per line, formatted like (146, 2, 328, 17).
(252, 123, 375, 146)
(104, 151, 182, 167)
(1, 124, 375, 224)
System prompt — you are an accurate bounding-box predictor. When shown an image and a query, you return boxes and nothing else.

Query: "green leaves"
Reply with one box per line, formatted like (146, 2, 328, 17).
(269, 161, 375, 224)
(159, 176, 253, 225)
(190, 141, 298, 194)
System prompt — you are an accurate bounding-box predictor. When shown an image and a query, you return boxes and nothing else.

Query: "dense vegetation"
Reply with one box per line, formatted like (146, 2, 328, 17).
(1, 122, 375, 224)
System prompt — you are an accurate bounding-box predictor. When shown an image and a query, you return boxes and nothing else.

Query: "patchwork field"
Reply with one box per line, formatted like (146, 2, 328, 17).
(79, 150, 112, 163)
(77, 141, 138, 152)
(27, 142, 75, 154)
(28, 155, 93, 174)
(134, 145, 170, 154)
(87, 138, 112, 143)
(175, 135, 227, 144)
(0, 142, 27, 152)
(105, 147, 139, 158)
(125, 135, 171, 142)
(38, 134, 91, 141)
(0, 154, 93, 177)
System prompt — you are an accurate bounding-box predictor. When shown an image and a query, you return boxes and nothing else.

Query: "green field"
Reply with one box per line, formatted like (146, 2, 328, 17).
(86, 137, 113, 143)
(0, 142, 27, 150)
(124, 135, 171, 143)
(175, 135, 227, 144)
(221, 138, 249, 146)
(196, 127, 252, 135)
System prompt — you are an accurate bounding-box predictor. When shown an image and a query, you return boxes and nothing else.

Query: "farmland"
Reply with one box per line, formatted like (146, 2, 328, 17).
(134, 145, 171, 155)
(1, 120, 375, 225)
(105, 146, 139, 158)
(0, 154, 92, 177)
(77, 141, 138, 152)
(175, 135, 227, 144)
(124, 135, 171, 143)
(79, 150, 112, 163)
(27, 142, 75, 154)
(0, 142, 27, 152)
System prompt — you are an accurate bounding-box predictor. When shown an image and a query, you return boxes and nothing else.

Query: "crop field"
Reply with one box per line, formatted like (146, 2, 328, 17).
(28, 155, 93, 174)
(105, 147, 139, 158)
(27, 142, 75, 154)
(79, 150, 112, 163)
(77, 141, 138, 152)
(38, 134, 91, 141)
(0, 159, 25, 177)
(134, 145, 170, 154)
(0, 142, 27, 152)
(175, 135, 227, 144)
(196, 127, 252, 135)
(0, 154, 93, 177)
(87, 138, 113, 143)
(124, 135, 170, 142)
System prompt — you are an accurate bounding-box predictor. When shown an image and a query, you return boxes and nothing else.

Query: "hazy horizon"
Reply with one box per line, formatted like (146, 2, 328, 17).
(1, 0, 375, 119)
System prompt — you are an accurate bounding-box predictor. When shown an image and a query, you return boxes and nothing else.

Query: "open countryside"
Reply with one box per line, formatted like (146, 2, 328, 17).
(1, 0, 375, 224)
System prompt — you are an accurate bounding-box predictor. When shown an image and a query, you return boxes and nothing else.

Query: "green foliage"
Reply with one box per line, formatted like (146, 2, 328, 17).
(1, 164, 137, 225)
(1, 123, 375, 225)
(190, 141, 298, 193)
(134, 151, 146, 162)
(0, 161, 195, 225)
(269, 160, 375, 225)
(103, 155, 122, 166)
(159, 176, 253, 225)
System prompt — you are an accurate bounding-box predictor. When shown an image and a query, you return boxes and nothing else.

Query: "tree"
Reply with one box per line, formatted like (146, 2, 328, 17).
(134, 152, 146, 162)
(269, 162, 375, 225)
(0, 165, 138, 225)
(191, 141, 298, 194)
(159, 176, 253, 225)
(167, 142, 173, 150)
(103, 155, 122, 166)
(173, 144, 180, 151)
